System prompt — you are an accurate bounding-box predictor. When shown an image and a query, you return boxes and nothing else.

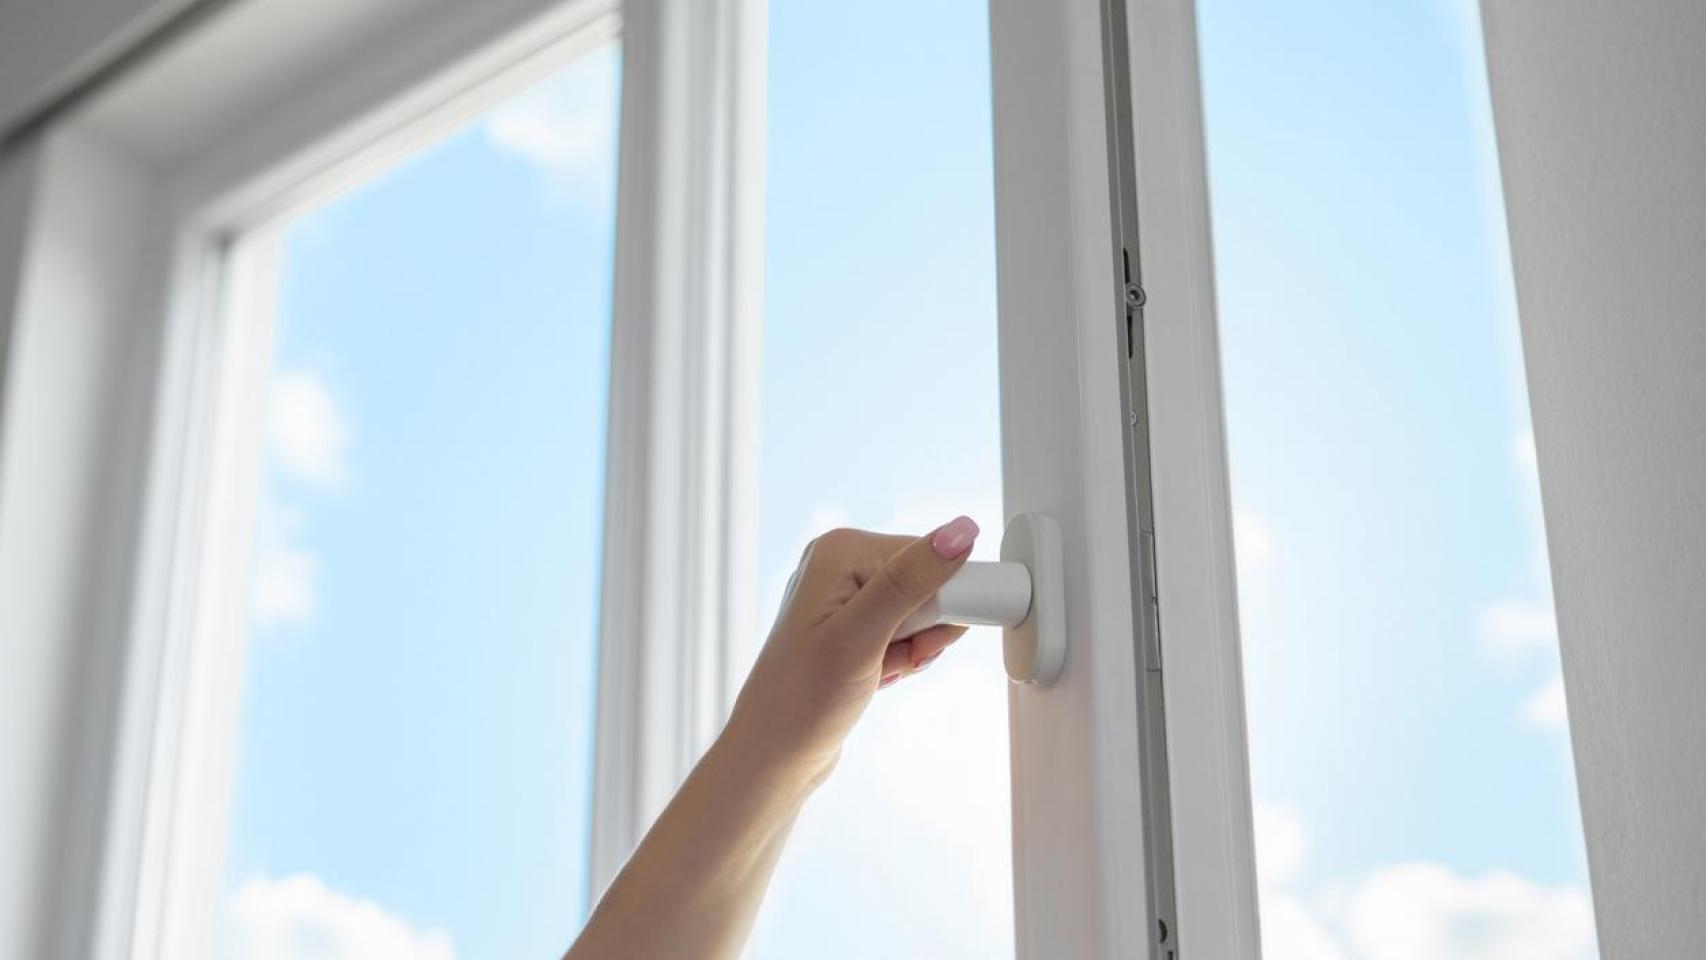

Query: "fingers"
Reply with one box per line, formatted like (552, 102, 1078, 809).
(905, 623, 966, 666)
(830, 516, 979, 653)
(877, 624, 967, 689)
(879, 639, 914, 686)
(783, 529, 913, 625)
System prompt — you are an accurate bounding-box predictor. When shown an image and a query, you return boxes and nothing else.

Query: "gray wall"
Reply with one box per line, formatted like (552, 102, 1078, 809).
(0, 142, 38, 395)
(0, 0, 198, 134)
(1481, 2, 1706, 955)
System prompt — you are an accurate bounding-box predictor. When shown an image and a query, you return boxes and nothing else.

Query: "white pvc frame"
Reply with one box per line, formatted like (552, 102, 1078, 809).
(587, 0, 765, 895)
(2, 0, 1257, 957)
(0, 0, 760, 956)
(989, 0, 1261, 956)
(1120, 1, 1266, 952)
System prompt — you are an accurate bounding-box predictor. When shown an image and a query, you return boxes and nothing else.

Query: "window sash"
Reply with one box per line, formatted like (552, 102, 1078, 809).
(987, 0, 1261, 956)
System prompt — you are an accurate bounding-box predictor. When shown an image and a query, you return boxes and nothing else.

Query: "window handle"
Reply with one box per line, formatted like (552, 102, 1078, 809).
(897, 561, 1032, 635)
(896, 513, 1065, 686)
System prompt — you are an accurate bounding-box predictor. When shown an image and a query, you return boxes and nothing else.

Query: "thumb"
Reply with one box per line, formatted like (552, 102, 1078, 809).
(832, 516, 980, 646)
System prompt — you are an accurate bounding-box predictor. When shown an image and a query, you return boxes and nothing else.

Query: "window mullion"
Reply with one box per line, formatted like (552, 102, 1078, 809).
(586, 0, 765, 904)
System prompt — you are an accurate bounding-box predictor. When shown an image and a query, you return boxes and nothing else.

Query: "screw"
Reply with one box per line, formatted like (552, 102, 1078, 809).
(1129, 409, 1139, 427)
(1125, 282, 1147, 308)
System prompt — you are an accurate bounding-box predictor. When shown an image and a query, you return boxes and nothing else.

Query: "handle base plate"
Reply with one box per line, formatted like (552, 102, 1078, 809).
(1001, 512, 1065, 685)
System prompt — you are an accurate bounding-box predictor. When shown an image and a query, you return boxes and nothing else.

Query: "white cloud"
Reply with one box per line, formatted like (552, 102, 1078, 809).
(1254, 803, 1307, 887)
(1522, 675, 1570, 730)
(1249, 805, 1594, 960)
(1345, 862, 1595, 960)
(254, 371, 346, 625)
(1262, 894, 1347, 960)
(1252, 803, 1347, 960)
(1477, 599, 1558, 659)
(220, 874, 455, 960)
(252, 545, 318, 624)
(485, 43, 620, 210)
(269, 371, 351, 490)
(1235, 508, 1277, 577)
(250, 497, 320, 627)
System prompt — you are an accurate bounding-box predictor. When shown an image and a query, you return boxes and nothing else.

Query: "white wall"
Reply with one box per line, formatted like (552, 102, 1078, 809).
(0, 0, 198, 134)
(1481, 2, 1706, 956)
(0, 7, 198, 951)
(0, 128, 165, 960)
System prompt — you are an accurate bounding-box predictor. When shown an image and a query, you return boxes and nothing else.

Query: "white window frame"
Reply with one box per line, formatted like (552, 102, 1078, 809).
(0, 0, 761, 957)
(587, 0, 765, 895)
(4, 0, 1259, 958)
(989, 0, 1261, 956)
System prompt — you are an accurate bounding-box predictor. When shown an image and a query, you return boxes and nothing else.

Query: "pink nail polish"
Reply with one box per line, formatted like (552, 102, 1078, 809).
(930, 516, 979, 559)
(879, 673, 901, 689)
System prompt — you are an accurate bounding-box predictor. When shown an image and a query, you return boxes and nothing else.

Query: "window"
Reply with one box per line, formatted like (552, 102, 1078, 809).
(1194, 1, 1596, 956)
(0, 3, 756, 956)
(0, 0, 1627, 956)
(743, 1, 1012, 956)
(217, 44, 620, 959)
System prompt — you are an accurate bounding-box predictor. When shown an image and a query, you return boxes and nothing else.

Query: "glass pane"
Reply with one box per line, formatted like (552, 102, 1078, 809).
(1194, 3, 1596, 958)
(221, 43, 620, 960)
(745, 1, 1011, 956)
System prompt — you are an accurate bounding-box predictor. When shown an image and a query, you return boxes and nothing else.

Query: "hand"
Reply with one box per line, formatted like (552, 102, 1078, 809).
(722, 516, 981, 786)
(568, 516, 980, 960)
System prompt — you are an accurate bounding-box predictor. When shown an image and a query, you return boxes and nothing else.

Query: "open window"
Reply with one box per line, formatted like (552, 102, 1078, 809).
(742, 3, 1011, 955)
(985, 0, 1595, 956)
(1193, 2, 1595, 956)
(0, 0, 1600, 957)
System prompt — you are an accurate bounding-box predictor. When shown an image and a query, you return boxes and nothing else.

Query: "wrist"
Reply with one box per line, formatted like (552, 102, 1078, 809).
(713, 707, 839, 800)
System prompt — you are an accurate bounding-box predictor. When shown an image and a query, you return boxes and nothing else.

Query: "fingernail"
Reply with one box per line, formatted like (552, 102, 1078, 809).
(879, 673, 901, 689)
(930, 516, 979, 559)
(915, 652, 940, 671)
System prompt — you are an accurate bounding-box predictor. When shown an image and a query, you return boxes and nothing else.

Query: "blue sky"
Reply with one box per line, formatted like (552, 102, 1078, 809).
(1199, 1, 1592, 955)
(747, 3, 1011, 955)
(222, 45, 618, 960)
(221, 2, 1594, 959)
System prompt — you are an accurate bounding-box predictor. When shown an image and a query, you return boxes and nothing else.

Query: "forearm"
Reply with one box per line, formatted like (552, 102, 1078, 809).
(566, 720, 824, 960)
(567, 520, 976, 959)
